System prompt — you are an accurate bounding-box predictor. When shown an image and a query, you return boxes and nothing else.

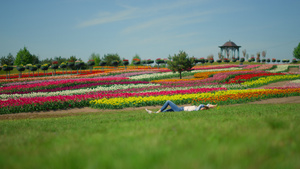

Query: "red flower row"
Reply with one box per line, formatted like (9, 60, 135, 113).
(227, 72, 285, 84)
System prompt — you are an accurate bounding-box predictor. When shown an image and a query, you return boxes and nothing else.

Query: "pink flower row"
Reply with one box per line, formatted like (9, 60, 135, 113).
(0, 87, 227, 108)
(157, 70, 266, 85)
(0, 77, 129, 91)
(253, 64, 274, 70)
(242, 65, 261, 69)
(104, 71, 158, 78)
(3, 81, 150, 94)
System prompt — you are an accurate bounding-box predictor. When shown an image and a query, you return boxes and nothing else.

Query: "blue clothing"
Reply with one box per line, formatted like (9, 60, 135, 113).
(195, 104, 205, 111)
(160, 100, 184, 112)
(160, 100, 209, 112)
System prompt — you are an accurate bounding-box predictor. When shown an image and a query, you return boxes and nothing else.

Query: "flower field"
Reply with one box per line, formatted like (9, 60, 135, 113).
(1, 64, 300, 114)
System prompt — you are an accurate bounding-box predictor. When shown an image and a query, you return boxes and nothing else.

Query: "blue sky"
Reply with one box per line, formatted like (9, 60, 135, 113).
(0, 0, 299, 62)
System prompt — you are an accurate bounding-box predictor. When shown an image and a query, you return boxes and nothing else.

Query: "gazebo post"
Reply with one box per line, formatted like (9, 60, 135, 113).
(219, 40, 241, 61)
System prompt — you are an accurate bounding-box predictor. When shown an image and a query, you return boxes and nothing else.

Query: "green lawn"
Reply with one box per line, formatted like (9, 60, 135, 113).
(1, 104, 300, 169)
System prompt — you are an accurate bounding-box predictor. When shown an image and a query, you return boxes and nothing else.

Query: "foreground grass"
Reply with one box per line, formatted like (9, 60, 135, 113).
(0, 104, 300, 169)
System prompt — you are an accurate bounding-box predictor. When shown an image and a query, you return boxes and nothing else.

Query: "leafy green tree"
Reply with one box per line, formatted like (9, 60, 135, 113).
(68, 56, 78, 62)
(103, 53, 121, 66)
(131, 54, 141, 66)
(41, 64, 49, 75)
(15, 47, 33, 65)
(32, 54, 41, 64)
(40, 58, 52, 65)
(0, 53, 15, 65)
(89, 53, 101, 66)
(87, 60, 95, 73)
(167, 51, 195, 79)
(293, 42, 300, 60)
(16, 64, 25, 78)
(54, 56, 67, 64)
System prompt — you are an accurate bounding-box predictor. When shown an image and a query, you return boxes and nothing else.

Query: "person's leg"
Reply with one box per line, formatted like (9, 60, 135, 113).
(207, 104, 217, 108)
(158, 100, 182, 113)
(145, 108, 153, 114)
(163, 108, 174, 112)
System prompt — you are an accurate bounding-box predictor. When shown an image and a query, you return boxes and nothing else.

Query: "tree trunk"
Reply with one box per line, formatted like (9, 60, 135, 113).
(179, 72, 182, 79)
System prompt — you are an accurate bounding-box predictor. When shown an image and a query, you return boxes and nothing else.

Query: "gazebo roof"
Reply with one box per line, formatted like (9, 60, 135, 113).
(219, 40, 241, 48)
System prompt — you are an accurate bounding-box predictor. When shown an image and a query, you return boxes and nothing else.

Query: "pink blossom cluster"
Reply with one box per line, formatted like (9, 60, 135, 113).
(156, 70, 266, 85)
(254, 64, 274, 70)
(243, 65, 261, 69)
(210, 70, 266, 83)
(0, 77, 129, 92)
(4, 81, 150, 94)
(105, 71, 158, 78)
(283, 82, 300, 88)
(0, 87, 226, 108)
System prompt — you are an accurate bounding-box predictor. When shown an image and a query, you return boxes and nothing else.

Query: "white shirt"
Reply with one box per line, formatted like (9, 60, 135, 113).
(183, 106, 197, 111)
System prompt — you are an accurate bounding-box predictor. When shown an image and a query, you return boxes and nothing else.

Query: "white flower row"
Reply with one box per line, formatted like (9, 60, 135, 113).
(129, 68, 242, 80)
(0, 83, 161, 99)
(290, 79, 300, 83)
(268, 65, 289, 73)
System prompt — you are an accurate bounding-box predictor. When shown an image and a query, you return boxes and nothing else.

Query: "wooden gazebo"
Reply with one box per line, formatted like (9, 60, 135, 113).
(219, 40, 241, 60)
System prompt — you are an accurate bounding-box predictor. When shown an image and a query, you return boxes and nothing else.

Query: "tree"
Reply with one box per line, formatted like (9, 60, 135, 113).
(256, 52, 260, 61)
(242, 49, 246, 58)
(123, 59, 129, 69)
(2, 64, 14, 79)
(0, 53, 15, 65)
(15, 47, 33, 65)
(102, 53, 121, 66)
(51, 61, 59, 76)
(30, 65, 38, 77)
(16, 64, 25, 78)
(133, 58, 141, 68)
(262, 51, 266, 59)
(87, 60, 95, 73)
(68, 56, 78, 62)
(41, 64, 49, 76)
(32, 54, 41, 64)
(54, 56, 67, 65)
(293, 42, 300, 60)
(40, 58, 52, 65)
(131, 54, 141, 66)
(89, 53, 101, 66)
(167, 51, 195, 79)
(155, 58, 164, 68)
(60, 62, 67, 74)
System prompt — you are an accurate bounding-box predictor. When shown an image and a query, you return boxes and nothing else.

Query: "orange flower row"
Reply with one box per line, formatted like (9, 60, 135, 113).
(193, 88, 300, 104)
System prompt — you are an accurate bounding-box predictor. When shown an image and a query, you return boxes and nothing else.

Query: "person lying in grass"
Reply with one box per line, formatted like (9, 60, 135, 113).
(145, 100, 217, 114)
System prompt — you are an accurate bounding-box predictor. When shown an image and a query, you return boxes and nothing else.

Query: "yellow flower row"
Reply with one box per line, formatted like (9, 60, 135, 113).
(241, 74, 300, 86)
(89, 89, 282, 108)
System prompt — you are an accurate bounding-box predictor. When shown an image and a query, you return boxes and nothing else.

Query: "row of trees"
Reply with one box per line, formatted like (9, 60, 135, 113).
(2, 45, 300, 68)
(1, 50, 299, 80)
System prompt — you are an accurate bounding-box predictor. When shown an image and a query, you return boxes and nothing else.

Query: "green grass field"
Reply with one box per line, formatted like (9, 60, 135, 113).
(1, 104, 300, 169)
